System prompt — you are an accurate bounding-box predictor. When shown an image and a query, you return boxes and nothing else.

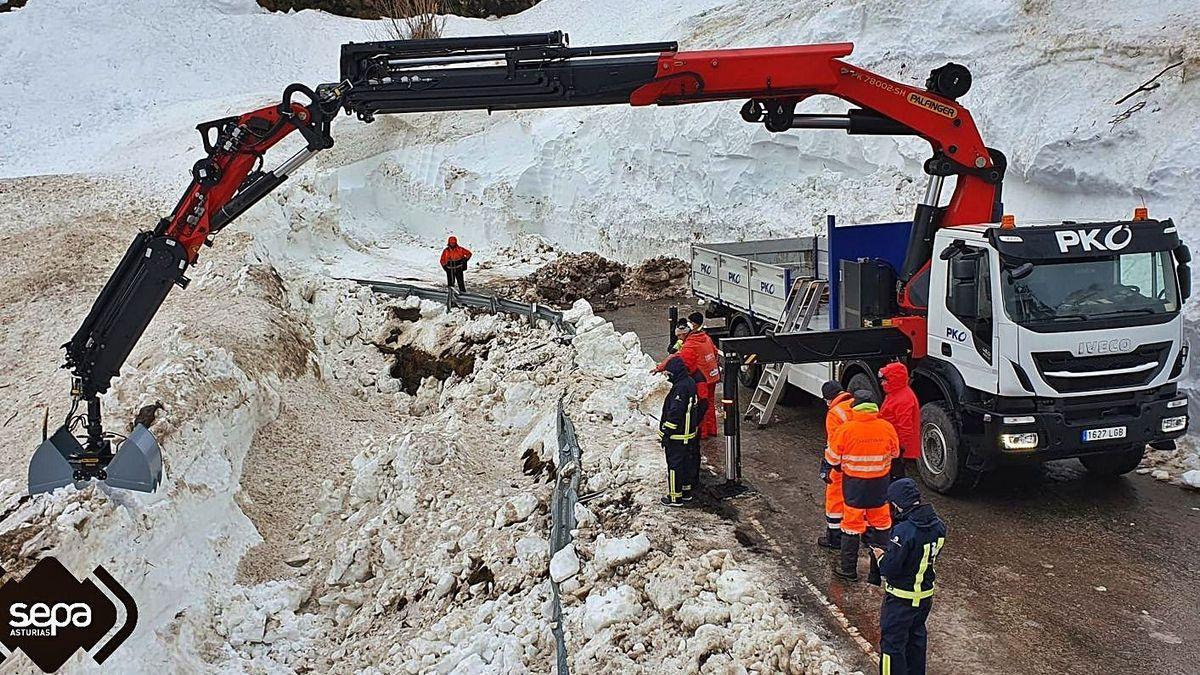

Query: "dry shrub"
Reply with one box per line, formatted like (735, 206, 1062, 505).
(373, 0, 446, 40)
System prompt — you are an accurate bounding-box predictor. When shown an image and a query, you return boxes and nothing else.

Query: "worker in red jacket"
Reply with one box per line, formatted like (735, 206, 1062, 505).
(439, 236, 472, 292)
(879, 361, 920, 479)
(686, 312, 721, 438)
(653, 316, 720, 438)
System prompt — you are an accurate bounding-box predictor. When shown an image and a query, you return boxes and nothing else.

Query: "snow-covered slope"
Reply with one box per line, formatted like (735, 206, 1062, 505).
(4, 0, 1197, 278)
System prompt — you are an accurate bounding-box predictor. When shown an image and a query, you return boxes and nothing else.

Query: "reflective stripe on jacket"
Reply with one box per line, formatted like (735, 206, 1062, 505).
(823, 392, 854, 465)
(879, 503, 948, 605)
(828, 404, 900, 478)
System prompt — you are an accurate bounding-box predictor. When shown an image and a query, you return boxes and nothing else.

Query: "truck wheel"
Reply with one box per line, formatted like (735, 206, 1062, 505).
(916, 402, 971, 494)
(1079, 445, 1145, 477)
(729, 320, 761, 388)
(846, 372, 879, 402)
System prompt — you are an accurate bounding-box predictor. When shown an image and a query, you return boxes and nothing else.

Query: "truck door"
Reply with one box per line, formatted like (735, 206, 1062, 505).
(929, 242, 999, 393)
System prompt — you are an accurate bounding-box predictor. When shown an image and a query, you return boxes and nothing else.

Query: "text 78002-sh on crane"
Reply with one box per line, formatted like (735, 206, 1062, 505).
(30, 32, 1191, 496)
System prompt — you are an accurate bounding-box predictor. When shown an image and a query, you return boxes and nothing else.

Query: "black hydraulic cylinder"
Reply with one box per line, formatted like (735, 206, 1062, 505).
(667, 306, 678, 354)
(210, 171, 288, 233)
(789, 110, 916, 136)
(900, 202, 944, 281)
(722, 353, 742, 484)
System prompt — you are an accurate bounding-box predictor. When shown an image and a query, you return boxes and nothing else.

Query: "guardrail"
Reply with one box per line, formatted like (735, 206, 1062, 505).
(548, 400, 582, 674)
(349, 278, 575, 335)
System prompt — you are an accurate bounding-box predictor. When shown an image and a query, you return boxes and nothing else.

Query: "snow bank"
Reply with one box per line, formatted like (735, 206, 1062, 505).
(0, 238, 854, 671)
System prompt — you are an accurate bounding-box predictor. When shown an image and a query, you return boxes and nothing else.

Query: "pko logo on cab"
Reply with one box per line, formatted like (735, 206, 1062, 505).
(0, 557, 137, 673)
(1054, 225, 1132, 254)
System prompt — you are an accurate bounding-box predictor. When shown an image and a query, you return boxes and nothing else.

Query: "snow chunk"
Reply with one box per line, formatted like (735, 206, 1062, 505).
(580, 584, 642, 633)
(550, 544, 581, 583)
(715, 569, 758, 605)
(593, 533, 652, 574)
(561, 299, 594, 324)
(493, 492, 539, 528)
(1182, 469, 1200, 489)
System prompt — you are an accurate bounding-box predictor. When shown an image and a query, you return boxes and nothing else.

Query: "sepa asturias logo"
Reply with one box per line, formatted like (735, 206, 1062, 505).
(0, 557, 137, 673)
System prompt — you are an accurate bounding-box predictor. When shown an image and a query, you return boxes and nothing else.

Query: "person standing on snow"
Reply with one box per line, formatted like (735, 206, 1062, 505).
(658, 357, 705, 506)
(653, 317, 720, 439)
(871, 478, 947, 675)
(439, 236, 472, 292)
(879, 362, 920, 479)
(818, 380, 855, 550)
(828, 389, 899, 581)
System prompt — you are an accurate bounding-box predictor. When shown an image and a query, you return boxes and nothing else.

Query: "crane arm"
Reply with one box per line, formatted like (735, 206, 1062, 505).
(33, 31, 1005, 495)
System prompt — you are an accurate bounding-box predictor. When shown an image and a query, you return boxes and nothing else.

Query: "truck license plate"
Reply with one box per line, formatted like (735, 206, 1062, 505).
(1081, 426, 1127, 442)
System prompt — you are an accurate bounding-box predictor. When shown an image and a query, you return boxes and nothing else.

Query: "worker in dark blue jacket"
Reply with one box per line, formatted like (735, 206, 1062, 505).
(658, 357, 705, 506)
(871, 478, 947, 675)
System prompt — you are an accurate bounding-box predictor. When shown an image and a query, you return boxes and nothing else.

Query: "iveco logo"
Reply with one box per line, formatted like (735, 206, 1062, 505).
(759, 281, 776, 294)
(1075, 338, 1134, 356)
(1054, 225, 1133, 254)
(727, 271, 742, 284)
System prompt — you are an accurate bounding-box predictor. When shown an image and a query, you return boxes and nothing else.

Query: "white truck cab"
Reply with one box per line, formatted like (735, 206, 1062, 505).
(693, 215, 1191, 493)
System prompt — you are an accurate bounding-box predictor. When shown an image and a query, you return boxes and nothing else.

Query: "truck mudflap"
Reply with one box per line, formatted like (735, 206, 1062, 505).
(720, 326, 911, 363)
(957, 387, 1189, 469)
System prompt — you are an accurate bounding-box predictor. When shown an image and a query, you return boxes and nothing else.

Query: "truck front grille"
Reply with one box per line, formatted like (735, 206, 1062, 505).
(1032, 342, 1171, 394)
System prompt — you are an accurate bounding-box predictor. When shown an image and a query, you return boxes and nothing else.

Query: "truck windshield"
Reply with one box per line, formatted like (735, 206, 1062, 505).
(1001, 250, 1179, 326)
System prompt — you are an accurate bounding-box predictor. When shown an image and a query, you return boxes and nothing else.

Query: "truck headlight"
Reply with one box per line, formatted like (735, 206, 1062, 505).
(1000, 432, 1039, 450)
(1161, 416, 1187, 433)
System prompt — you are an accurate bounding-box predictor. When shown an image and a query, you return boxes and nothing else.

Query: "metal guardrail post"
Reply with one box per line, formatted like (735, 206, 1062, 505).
(549, 400, 582, 674)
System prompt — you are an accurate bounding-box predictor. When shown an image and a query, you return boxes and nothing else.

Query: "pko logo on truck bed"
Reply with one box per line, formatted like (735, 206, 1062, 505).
(699, 263, 713, 275)
(1054, 225, 1132, 254)
(759, 281, 776, 295)
(727, 271, 743, 284)
(1074, 338, 1134, 357)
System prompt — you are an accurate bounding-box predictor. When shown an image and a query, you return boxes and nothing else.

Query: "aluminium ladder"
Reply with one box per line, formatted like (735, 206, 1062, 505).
(744, 278, 827, 426)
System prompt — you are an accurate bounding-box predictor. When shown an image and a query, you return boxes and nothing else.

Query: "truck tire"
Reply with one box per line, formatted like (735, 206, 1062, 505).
(916, 402, 971, 494)
(1079, 445, 1145, 477)
(729, 320, 761, 388)
(846, 372, 879, 402)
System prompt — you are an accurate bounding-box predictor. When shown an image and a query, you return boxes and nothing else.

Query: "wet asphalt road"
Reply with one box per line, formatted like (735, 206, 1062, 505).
(603, 298, 1200, 675)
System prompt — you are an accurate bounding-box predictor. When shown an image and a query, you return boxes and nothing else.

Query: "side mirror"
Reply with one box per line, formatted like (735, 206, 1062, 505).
(1176, 244, 1192, 302)
(1007, 262, 1034, 281)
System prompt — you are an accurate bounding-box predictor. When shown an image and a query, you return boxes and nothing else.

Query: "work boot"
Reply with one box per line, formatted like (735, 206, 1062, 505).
(817, 527, 842, 550)
(660, 496, 686, 508)
(833, 533, 860, 581)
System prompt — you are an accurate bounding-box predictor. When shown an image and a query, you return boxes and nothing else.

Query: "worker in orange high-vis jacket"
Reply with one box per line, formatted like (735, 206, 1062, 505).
(439, 236, 472, 292)
(828, 389, 899, 581)
(818, 381, 855, 550)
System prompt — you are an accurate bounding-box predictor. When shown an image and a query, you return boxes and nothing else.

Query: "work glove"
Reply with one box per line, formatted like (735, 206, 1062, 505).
(819, 459, 834, 485)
